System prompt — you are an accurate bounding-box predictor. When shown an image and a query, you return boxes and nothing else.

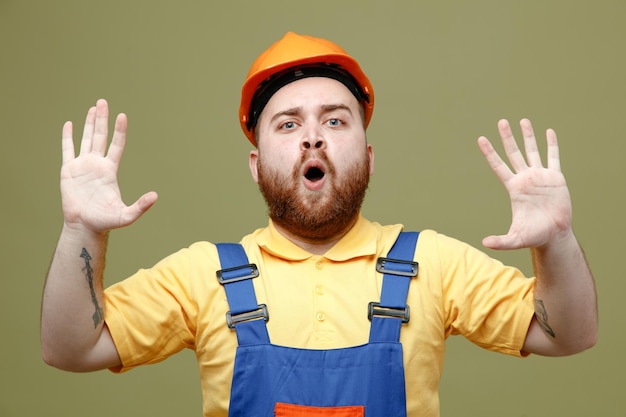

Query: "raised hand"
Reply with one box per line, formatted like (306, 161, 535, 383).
(477, 119, 572, 250)
(60, 99, 158, 234)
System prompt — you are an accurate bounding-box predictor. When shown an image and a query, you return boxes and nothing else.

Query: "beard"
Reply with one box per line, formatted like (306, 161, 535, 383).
(256, 148, 371, 242)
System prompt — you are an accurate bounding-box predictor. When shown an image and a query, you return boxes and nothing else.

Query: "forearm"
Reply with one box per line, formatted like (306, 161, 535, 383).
(526, 229, 598, 355)
(41, 224, 119, 371)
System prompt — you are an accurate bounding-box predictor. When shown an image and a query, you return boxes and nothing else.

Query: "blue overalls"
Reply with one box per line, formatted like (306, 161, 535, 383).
(216, 232, 419, 417)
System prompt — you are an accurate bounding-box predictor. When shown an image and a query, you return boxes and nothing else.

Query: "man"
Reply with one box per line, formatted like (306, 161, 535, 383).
(41, 32, 597, 417)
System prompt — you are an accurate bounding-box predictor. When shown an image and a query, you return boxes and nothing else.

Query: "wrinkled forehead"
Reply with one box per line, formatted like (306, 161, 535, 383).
(258, 77, 365, 124)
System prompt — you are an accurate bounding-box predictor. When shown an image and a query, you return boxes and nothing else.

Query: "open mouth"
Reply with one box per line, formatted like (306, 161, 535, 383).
(302, 160, 327, 190)
(305, 166, 325, 182)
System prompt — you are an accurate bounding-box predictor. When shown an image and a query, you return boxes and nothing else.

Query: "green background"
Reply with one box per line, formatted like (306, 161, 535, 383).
(1, 0, 623, 415)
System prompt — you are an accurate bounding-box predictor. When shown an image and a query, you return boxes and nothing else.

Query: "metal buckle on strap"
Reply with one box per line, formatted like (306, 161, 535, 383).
(226, 304, 269, 329)
(368, 302, 410, 323)
(216, 263, 259, 284)
(376, 257, 418, 277)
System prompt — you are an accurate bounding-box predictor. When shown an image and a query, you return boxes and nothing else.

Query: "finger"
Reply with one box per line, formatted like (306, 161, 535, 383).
(482, 234, 523, 251)
(477, 136, 513, 184)
(107, 113, 128, 164)
(546, 128, 561, 172)
(497, 119, 527, 173)
(79, 105, 97, 155)
(520, 118, 543, 167)
(120, 191, 159, 226)
(92, 99, 110, 156)
(61, 121, 75, 164)
(135, 191, 158, 214)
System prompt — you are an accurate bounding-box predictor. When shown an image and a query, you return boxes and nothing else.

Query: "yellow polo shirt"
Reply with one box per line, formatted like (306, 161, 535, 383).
(105, 215, 535, 417)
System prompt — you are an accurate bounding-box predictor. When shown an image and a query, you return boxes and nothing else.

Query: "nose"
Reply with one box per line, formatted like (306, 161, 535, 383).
(301, 124, 326, 150)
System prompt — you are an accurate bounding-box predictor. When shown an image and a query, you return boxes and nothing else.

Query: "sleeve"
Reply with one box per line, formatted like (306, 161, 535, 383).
(104, 246, 200, 373)
(436, 233, 536, 357)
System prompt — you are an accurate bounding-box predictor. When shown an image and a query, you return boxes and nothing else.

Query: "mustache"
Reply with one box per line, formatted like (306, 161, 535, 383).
(256, 147, 371, 242)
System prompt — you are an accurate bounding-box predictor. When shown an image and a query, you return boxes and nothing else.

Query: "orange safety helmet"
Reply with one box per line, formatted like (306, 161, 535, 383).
(239, 32, 375, 146)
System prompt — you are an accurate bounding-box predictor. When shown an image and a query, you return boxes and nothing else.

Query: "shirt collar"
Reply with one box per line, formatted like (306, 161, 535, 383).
(254, 215, 378, 261)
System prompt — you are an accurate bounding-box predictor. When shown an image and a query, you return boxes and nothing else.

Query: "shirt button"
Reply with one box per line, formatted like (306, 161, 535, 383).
(315, 260, 324, 270)
(315, 285, 325, 295)
(316, 312, 326, 321)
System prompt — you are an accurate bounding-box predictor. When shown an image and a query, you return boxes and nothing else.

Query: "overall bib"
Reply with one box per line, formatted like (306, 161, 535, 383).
(216, 232, 419, 417)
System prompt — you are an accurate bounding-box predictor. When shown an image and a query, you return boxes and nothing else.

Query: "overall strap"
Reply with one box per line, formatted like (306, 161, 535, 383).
(369, 231, 420, 343)
(215, 243, 270, 346)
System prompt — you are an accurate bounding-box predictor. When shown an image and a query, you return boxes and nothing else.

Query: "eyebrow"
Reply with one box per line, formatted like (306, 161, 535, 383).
(321, 103, 353, 114)
(269, 103, 354, 124)
(269, 107, 302, 124)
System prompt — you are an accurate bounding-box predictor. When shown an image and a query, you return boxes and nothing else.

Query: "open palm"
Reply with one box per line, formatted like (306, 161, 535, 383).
(478, 119, 572, 250)
(60, 99, 157, 234)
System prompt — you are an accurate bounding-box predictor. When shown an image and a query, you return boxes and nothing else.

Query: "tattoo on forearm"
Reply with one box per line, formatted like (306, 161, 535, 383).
(534, 299, 556, 338)
(80, 248, 104, 328)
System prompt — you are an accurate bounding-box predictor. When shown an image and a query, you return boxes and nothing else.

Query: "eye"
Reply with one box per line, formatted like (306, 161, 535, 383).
(326, 118, 342, 127)
(280, 121, 296, 130)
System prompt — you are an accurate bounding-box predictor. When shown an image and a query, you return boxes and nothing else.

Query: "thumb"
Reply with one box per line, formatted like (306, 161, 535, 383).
(136, 191, 158, 213)
(482, 234, 521, 251)
(122, 191, 158, 225)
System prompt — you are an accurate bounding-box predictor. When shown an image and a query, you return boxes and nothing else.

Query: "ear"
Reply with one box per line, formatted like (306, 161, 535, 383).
(367, 144, 375, 176)
(249, 149, 259, 183)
